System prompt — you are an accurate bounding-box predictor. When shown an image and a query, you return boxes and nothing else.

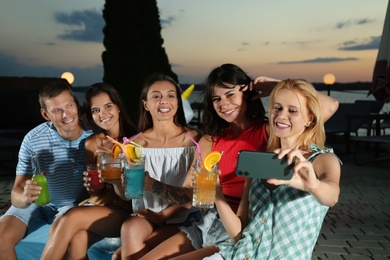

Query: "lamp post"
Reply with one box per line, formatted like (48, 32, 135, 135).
(323, 73, 336, 96)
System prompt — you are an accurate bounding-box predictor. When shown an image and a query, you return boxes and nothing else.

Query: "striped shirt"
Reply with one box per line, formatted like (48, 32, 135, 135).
(16, 122, 93, 207)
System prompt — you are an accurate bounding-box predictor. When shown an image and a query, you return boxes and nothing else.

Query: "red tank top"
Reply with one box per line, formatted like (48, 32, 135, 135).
(212, 120, 268, 212)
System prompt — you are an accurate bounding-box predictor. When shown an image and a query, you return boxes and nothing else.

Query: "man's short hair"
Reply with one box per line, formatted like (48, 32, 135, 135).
(39, 80, 79, 111)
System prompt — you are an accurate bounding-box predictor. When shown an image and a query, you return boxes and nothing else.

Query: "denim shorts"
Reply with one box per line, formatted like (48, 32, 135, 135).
(2, 203, 74, 236)
(203, 252, 224, 260)
(179, 208, 229, 250)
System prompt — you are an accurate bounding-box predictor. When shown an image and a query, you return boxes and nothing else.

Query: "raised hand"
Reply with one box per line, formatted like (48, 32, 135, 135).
(250, 76, 280, 99)
(267, 148, 320, 192)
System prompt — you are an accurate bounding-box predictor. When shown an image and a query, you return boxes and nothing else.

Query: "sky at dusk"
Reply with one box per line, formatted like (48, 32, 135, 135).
(0, 0, 388, 86)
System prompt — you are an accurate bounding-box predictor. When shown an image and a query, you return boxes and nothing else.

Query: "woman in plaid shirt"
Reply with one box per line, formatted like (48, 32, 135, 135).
(208, 79, 341, 260)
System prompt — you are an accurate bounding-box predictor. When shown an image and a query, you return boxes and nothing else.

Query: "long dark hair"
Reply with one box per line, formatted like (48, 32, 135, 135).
(83, 82, 137, 139)
(138, 73, 187, 132)
(202, 63, 266, 136)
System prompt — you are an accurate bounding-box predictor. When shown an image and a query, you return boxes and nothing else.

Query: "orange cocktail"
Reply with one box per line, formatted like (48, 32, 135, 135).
(192, 158, 219, 208)
(99, 154, 122, 180)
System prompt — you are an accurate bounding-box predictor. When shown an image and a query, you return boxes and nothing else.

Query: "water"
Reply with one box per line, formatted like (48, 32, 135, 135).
(74, 88, 390, 125)
(188, 90, 390, 120)
(189, 89, 389, 111)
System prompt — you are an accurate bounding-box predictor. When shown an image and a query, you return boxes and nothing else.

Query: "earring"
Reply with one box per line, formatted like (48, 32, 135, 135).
(305, 122, 310, 127)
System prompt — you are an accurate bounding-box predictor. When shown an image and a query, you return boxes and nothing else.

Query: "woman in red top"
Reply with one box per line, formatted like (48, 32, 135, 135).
(132, 63, 338, 260)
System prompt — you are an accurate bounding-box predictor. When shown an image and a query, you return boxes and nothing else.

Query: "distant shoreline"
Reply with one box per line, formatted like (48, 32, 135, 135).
(74, 81, 389, 114)
(73, 81, 374, 92)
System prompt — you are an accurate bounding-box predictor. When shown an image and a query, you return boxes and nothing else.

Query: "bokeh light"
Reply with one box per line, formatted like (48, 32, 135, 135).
(323, 73, 336, 85)
(61, 72, 75, 84)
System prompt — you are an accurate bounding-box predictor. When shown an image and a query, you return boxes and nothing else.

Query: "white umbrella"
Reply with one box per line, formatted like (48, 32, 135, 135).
(369, 1, 390, 103)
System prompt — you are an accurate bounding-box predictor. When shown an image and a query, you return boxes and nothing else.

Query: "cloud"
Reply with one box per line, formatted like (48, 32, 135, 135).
(334, 18, 375, 29)
(281, 39, 321, 48)
(161, 15, 175, 28)
(170, 63, 182, 68)
(339, 36, 380, 50)
(0, 52, 103, 86)
(43, 42, 56, 46)
(54, 9, 104, 42)
(278, 57, 358, 64)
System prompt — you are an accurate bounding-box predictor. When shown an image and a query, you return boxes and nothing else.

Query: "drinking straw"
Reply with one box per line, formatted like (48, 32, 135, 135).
(123, 132, 142, 144)
(106, 135, 131, 163)
(187, 135, 202, 162)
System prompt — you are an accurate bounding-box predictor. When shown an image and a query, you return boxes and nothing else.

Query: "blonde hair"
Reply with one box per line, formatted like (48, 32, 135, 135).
(267, 79, 325, 152)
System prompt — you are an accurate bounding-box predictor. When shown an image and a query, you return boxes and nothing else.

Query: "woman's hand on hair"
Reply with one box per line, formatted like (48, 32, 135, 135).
(250, 76, 281, 99)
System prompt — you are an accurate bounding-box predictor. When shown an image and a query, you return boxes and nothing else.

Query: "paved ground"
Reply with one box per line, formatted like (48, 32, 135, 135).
(313, 155, 390, 259)
(1, 140, 389, 259)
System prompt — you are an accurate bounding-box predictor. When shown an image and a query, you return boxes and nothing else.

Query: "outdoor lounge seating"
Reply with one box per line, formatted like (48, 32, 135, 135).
(0, 216, 119, 260)
(350, 134, 390, 164)
(325, 100, 388, 153)
(356, 100, 386, 135)
(325, 101, 371, 142)
(348, 112, 390, 164)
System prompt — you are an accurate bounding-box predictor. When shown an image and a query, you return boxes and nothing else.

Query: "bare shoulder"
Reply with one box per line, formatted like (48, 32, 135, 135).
(184, 127, 202, 141)
(312, 152, 341, 180)
(314, 152, 340, 164)
(198, 135, 213, 150)
(132, 132, 149, 147)
(85, 134, 98, 146)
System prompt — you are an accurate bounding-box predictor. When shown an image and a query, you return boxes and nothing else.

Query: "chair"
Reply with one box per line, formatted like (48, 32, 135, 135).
(356, 100, 385, 135)
(379, 117, 390, 135)
(325, 101, 375, 153)
(325, 101, 373, 137)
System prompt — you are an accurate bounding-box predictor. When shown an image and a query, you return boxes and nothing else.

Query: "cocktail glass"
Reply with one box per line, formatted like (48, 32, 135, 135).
(99, 153, 123, 181)
(192, 159, 218, 208)
(123, 157, 145, 199)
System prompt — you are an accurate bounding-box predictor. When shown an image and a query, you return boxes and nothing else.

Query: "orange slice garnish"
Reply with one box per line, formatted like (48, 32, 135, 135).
(124, 143, 144, 162)
(107, 136, 144, 162)
(112, 144, 122, 158)
(202, 151, 221, 172)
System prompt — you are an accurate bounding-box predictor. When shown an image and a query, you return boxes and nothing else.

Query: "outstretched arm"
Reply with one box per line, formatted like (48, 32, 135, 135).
(251, 76, 339, 122)
(268, 148, 341, 207)
(214, 178, 252, 242)
(316, 91, 339, 122)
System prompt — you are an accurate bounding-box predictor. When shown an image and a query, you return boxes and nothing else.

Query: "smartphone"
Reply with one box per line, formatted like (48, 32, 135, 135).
(236, 150, 294, 180)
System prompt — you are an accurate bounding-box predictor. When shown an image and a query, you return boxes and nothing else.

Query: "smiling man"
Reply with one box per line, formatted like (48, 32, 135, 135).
(0, 81, 92, 260)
